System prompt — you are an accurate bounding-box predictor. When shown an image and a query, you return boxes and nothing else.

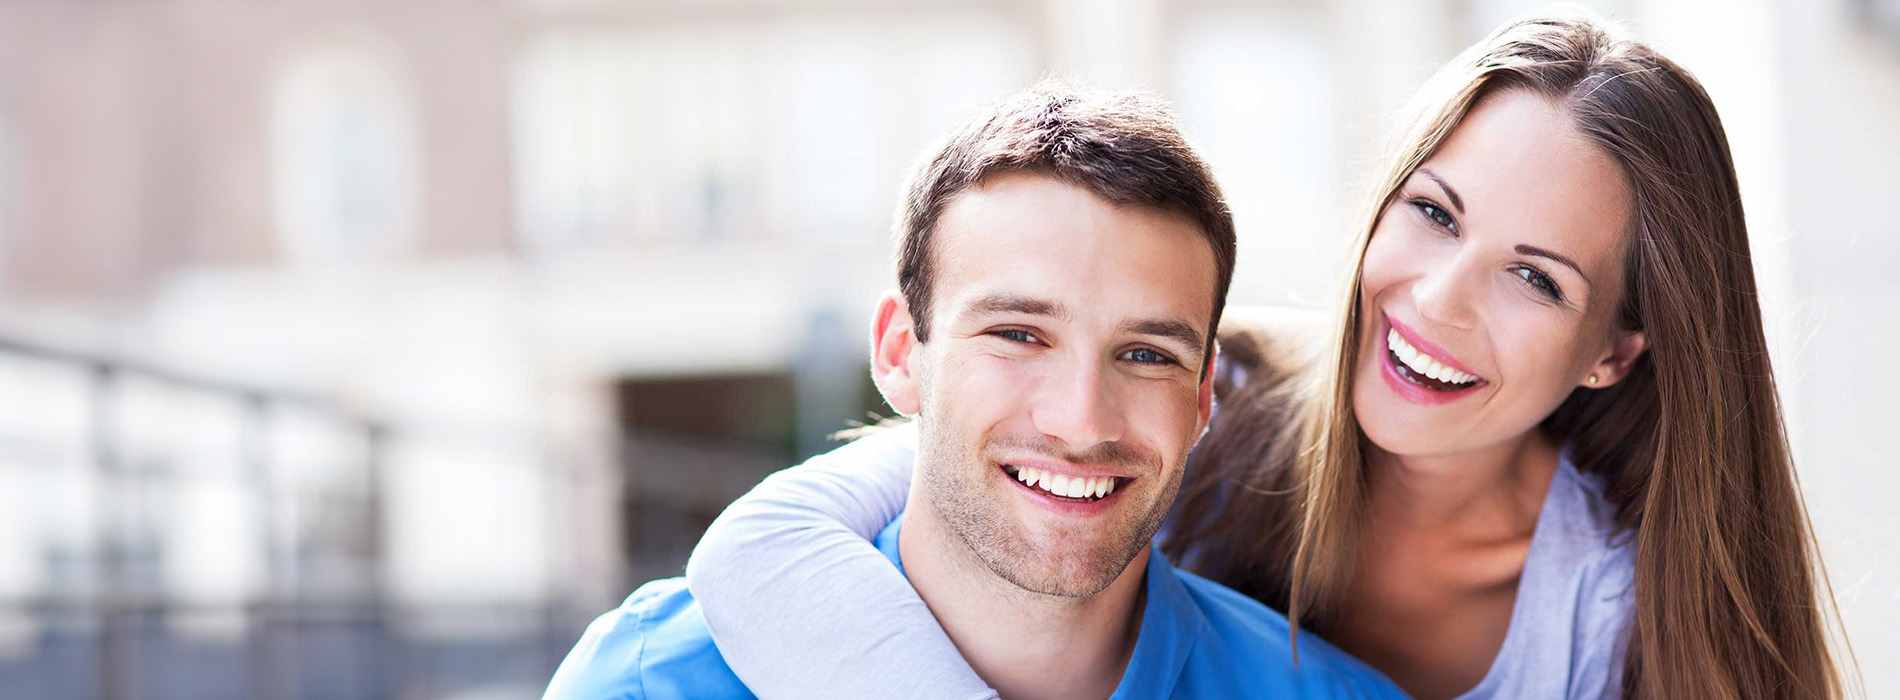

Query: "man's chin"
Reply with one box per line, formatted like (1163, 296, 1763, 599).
(988, 562, 1123, 598)
(980, 527, 1147, 598)
(926, 468, 1164, 599)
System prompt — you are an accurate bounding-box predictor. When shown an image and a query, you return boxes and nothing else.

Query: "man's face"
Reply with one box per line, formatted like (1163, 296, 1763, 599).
(879, 172, 1218, 598)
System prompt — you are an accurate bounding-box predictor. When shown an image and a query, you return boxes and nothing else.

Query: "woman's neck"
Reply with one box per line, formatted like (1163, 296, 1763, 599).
(1365, 430, 1562, 537)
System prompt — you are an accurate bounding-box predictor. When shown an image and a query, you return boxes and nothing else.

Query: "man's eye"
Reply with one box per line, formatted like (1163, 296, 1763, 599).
(1120, 348, 1174, 365)
(994, 329, 1040, 344)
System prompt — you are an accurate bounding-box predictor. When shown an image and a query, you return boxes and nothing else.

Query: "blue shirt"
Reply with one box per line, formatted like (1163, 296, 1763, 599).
(545, 513, 1408, 699)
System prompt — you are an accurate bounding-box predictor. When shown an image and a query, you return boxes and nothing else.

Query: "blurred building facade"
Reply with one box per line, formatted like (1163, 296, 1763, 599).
(0, 0, 1893, 698)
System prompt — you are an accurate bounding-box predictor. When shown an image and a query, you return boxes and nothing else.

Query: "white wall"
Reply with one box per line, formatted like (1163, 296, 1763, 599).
(1774, 0, 1900, 693)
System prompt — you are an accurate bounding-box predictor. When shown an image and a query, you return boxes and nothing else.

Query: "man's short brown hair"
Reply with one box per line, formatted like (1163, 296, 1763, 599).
(895, 81, 1238, 371)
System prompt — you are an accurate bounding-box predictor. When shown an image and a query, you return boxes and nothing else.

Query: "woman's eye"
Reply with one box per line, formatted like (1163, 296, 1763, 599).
(994, 329, 1040, 344)
(1412, 199, 1458, 233)
(1513, 266, 1566, 302)
(1120, 348, 1174, 365)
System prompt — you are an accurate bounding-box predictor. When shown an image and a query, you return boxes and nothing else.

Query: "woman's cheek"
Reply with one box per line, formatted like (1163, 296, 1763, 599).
(1361, 218, 1441, 300)
(1492, 317, 1585, 413)
(1359, 225, 1406, 294)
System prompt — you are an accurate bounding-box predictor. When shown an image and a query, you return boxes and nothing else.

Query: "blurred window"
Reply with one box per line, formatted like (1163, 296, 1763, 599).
(0, 358, 92, 613)
(1170, 9, 1341, 307)
(511, 31, 741, 251)
(269, 34, 422, 265)
(510, 12, 1030, 255)
(112, 378, 263, 641)
(1462, 0, 1627, 40)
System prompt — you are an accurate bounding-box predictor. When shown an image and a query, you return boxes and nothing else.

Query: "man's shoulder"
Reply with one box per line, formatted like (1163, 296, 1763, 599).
(1169, 568, 1411, 699)
(543, 577, 755, 700)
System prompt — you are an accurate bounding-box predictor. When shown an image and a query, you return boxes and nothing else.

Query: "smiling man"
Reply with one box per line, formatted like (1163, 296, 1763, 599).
(544, 84, 1407, 700)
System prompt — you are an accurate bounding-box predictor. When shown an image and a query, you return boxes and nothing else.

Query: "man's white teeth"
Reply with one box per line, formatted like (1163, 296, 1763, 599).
(1068, 478, 1092, 498)
(1387, 329, 1478, 385)
(1011, 466, 1118, 500)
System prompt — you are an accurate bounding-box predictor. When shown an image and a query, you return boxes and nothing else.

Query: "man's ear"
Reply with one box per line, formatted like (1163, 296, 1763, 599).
(1195, 343, 1218, 435)
(870, 291, 922, 415)
(1583, 329, 1648, 389)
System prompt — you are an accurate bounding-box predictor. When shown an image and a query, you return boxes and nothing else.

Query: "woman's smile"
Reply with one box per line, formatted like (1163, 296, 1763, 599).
(1376, 314, 1489, 406)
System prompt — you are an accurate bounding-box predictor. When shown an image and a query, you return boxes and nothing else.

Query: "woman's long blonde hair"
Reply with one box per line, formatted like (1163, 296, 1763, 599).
(1166, 8, 1851, 699)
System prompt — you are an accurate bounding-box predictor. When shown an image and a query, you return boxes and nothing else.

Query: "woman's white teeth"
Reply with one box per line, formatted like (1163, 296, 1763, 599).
(1010, 466, 1117, 500)
(1387, 329, 1478, 385)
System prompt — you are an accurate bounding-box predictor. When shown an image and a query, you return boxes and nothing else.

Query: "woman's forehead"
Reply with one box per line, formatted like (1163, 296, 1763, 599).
(1421, 90, 1634, 276)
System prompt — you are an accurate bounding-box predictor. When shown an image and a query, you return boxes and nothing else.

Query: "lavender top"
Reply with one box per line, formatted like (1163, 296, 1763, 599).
(683, 423, 1635, 699)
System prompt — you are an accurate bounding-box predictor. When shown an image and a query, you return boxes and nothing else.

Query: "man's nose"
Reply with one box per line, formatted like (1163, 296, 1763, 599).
(1030, 359, 1126, 451)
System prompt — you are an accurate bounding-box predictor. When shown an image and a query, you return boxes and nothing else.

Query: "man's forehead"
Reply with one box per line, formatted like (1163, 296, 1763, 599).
(929, 175, 1218, 317)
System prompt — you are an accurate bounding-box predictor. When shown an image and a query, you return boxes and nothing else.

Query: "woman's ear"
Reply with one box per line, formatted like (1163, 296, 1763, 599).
(1583, 329, 1648, 389)
(870, 291, 922, 415)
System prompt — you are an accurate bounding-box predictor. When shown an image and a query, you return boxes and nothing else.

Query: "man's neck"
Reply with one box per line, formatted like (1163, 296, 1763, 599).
(897, 489, 1148, 700)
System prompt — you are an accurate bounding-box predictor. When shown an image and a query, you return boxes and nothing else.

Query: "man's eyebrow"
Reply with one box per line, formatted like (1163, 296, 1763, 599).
(963, 293, 1070, 320)
(1418, 167, 1466, 215)
(1515, 244, 1591, 285)
(1119, 318, 1207, 357)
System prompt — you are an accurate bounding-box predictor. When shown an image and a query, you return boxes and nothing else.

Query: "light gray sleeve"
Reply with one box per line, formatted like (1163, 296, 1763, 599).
(1566, 542, 1637, 700)
(682, 424, 998, 700)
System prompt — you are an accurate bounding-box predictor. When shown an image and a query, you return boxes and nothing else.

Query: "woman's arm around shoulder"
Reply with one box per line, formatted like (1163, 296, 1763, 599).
(683, 422, 997, 699)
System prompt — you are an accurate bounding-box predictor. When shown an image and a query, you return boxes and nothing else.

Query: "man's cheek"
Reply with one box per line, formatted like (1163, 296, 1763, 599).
(1130, 386, 1202, 452)
(932, 366, 1034, 427)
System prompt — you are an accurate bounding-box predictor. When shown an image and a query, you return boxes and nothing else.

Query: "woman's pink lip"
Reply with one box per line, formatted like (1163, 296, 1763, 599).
(1377, 333, 1486, 405)
(1375, 317, 1487, 406)
(1385, 314, 1483, 378)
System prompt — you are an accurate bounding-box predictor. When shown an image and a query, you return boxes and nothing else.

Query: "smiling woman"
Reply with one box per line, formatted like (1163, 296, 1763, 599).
(1171, 9, 1850, 700)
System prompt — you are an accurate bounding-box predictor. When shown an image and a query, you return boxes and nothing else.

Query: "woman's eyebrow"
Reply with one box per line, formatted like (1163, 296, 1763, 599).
(1418, 167, 1466, 215)
(1516, 244, 1590, 285)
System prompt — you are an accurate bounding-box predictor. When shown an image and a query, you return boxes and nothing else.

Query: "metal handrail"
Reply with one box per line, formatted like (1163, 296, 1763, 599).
(0, 330, 389, 700)
(0, 333, 373, 425)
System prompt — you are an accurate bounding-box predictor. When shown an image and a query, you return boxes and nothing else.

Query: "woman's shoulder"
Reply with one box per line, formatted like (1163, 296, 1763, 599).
(1550, 455, 1631, 554)
(1545, 454, 1638, 609)
(1478, 453, 1635, 699)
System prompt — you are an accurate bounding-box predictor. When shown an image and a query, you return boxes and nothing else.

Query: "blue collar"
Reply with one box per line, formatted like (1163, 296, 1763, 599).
(872, 513, 1207, 697)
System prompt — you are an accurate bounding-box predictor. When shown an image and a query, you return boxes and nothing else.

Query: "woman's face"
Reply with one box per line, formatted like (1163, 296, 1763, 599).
(1352, 89, 1646, 459)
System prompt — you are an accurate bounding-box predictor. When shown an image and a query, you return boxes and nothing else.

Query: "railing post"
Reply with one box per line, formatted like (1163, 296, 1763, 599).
(242, 394, 287, 700)
(89, 363, 133, 700)
(363, 421, 396, 700)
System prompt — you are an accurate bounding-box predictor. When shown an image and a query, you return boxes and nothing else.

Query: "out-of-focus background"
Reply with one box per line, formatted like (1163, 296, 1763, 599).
(0, 0, 1892, 698)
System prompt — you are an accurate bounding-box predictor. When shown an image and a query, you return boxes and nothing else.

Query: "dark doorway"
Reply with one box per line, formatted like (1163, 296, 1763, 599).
(613, 371, 883, 585)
